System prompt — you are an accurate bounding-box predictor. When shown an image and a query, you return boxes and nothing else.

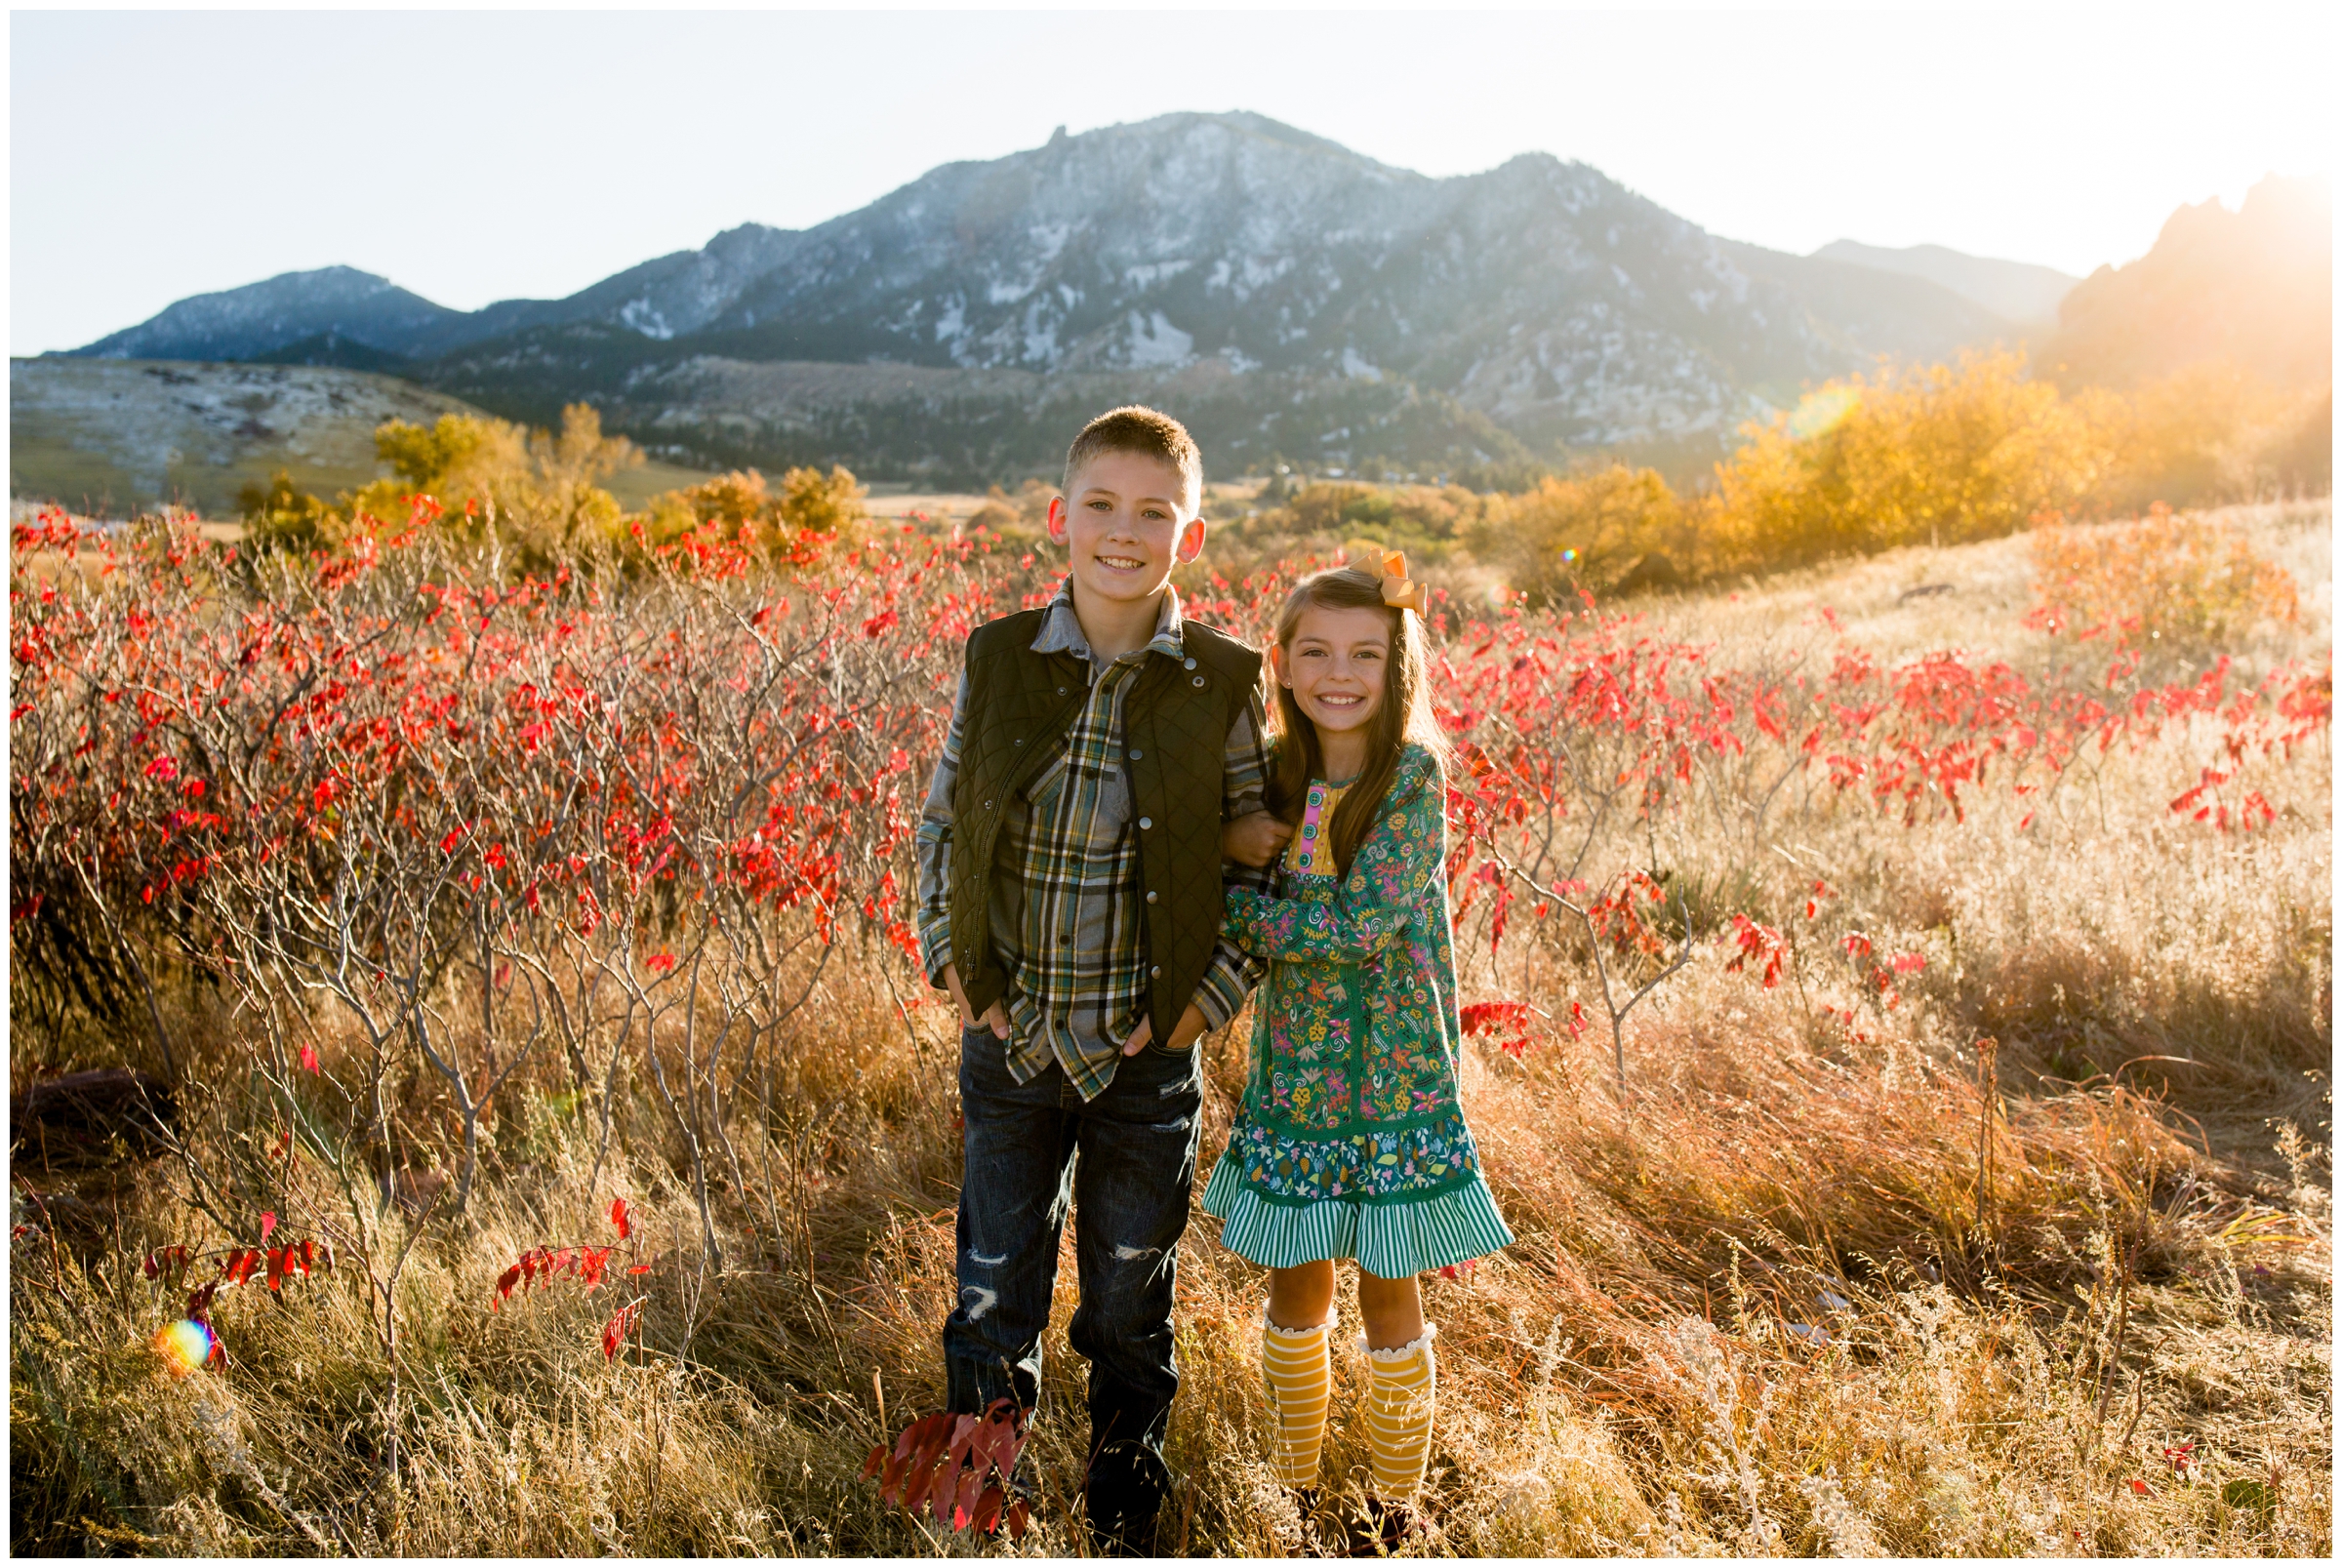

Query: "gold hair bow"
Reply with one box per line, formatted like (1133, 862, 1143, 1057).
(1379, 550, 1424, 613)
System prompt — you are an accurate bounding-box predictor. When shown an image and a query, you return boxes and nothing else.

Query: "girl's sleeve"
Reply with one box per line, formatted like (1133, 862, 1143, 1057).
(1223, 768, 1444, 964)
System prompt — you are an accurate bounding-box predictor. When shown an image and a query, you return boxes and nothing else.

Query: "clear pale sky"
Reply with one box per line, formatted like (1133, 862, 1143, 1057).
(9, 7, 2333, 357)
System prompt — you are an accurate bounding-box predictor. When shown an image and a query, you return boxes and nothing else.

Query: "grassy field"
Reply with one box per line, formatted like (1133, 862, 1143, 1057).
(9, 501, 2329, 1556)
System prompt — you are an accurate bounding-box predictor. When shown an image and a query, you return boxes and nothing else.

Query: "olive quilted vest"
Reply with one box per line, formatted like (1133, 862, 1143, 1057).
(948, 607, 1262, 1044)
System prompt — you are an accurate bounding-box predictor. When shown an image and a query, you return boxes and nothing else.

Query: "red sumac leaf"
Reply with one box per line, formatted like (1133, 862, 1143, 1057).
(902, 1457, 940, 1513)
(945, 1412, 980, 1470)
(952, 1463, 986, 1531)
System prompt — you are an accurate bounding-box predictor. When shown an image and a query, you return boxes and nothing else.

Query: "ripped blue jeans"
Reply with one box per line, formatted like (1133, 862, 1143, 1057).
(944, 1024, 1202, 1466)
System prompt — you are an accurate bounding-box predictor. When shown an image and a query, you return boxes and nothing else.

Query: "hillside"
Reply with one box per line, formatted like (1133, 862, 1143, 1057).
(57, 112, 2019, 481)
(8, 358, 706, 518)
(2043, 174, 2331, 390)
(1812, 240, 2078, 327)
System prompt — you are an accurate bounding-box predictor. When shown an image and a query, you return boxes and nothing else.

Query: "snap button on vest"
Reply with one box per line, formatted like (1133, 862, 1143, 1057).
(1146, 890, 1158, 904)
(1129, 749, 1143, 760)
(1184, 658, 1197, 670)
(1150, 965, 1161, 978)
(1138, 816, 1152, 829)
(1191, 675, 1207, 688)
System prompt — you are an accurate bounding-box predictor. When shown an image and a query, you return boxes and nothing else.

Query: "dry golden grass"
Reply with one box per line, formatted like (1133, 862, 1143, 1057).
(12, 503, 2330, 1556)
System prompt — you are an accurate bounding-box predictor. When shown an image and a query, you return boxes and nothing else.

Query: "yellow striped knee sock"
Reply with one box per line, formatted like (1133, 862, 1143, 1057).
(1362, 1324, 1437, 1500)
(1260, 1309, 1335, 1489)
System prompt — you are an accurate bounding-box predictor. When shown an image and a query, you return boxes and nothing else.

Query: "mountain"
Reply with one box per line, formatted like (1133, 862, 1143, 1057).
(58, 112, 2025, 483)
(1812, 240, 2078, 328)
(71, 266, 465, 364)
(2042, 174, 2331, 390)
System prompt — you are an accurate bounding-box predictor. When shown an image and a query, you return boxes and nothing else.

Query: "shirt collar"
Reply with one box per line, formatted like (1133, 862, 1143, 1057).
(1030, 578, 1186, 665)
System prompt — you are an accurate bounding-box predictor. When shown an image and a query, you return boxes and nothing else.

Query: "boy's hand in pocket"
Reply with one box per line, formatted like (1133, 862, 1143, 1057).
(1222, 811, 1293, 867)
(942, 963, 1010, 1038)
(1121, 1002, 1208, 1057)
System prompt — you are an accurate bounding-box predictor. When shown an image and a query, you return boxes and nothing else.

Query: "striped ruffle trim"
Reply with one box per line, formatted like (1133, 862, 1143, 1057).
(1202, 1161, 1514, 1277)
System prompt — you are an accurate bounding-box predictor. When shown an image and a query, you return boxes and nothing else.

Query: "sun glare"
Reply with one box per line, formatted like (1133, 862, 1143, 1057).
(151, 1318, 216, 1376)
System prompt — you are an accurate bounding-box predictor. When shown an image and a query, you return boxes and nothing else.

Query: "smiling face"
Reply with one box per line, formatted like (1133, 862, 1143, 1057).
(1276, 602, 1393, 742)
(1046, 449, 1205, 609)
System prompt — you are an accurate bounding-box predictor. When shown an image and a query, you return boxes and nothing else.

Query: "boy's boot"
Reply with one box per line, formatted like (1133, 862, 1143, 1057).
(1083, 1436, 1169, 1557)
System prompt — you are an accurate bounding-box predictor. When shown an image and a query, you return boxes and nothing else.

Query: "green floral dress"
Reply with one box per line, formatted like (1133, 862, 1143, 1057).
(1200, 742, 1514, 1277)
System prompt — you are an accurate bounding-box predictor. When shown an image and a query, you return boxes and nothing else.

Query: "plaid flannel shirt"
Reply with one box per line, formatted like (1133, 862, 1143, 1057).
(915, 581, 1271, 1100)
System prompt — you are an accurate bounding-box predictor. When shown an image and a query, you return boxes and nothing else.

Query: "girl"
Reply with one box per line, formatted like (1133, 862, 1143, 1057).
(1203, 556, 1514, 1548)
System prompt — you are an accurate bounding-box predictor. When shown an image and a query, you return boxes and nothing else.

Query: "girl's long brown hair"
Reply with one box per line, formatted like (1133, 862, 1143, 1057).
(1263, 564, 1446, 876)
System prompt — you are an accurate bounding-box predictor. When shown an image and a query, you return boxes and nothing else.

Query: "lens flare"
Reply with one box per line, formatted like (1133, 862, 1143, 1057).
(1788, 383, 1860, 440)
(152, 1318, 215, 1375)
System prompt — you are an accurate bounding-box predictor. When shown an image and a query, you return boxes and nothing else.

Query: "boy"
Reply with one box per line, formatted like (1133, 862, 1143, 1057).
(914, 406, 1272, 1553)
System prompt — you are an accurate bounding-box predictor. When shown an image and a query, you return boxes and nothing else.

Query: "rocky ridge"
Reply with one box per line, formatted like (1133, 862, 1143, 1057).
(61, 112, 2021, 479)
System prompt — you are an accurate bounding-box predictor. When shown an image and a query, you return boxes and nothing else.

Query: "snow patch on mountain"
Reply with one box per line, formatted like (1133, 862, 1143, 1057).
(1125, 311, 1193, 368)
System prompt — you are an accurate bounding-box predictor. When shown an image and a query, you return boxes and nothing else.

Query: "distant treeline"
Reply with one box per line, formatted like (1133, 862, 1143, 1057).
(1214, 351, 2331, 600)
(242, 350, 2328, 596)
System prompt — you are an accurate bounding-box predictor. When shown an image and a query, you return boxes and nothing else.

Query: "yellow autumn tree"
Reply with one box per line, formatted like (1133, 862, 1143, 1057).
(1474, 464, 1686, 603)
(1708, 350, 2106, 570)
(352, 404, 641, 565)
(772, 465, 867, 539)
(625, 463, 868, 563)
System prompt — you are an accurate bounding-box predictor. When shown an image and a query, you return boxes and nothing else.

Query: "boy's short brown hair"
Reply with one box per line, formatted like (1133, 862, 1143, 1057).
(1062, 406, 1203, 514)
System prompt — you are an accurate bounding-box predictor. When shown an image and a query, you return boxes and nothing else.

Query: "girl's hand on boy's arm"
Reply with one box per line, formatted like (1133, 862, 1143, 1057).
(1222, 811, 1292, 868)
(1220, 772, 1443, 964)
(942, 963, 1010, 1038)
